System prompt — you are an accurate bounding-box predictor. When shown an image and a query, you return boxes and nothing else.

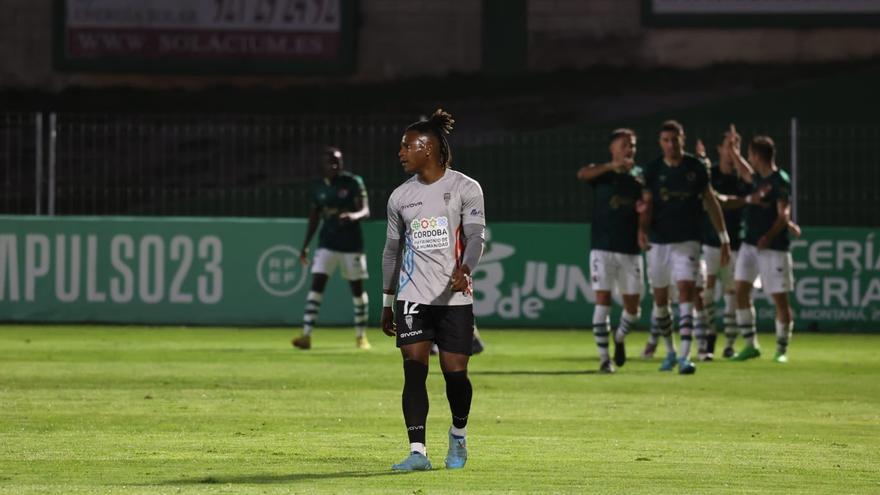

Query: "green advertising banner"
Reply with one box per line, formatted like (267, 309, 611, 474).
(0, 216, 383, 326)
(1, 216, 878, 331)
(474, 224, 880, 331)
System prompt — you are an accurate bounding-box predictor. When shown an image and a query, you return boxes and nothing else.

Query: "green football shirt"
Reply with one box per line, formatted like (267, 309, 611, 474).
(588, 165, 644, 255)
(743, 169, 791, 252)
(310, 172, 367, 253)
(643, 153, 709, 244)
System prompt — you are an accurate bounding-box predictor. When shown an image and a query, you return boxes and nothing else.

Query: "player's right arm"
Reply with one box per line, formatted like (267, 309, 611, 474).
(577, 162, 612, 181)
(577, 159, 632, 182)
(381, 193, 405, 336)
(716, 186, 770, 210)
(299, 206, 321, 266)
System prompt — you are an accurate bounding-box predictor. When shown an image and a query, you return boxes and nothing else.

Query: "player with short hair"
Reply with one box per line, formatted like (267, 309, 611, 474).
(639, 120, 730, 374)
(727, 132, 796, 363)
(381, 109, 486, 471)
(695, 133, 752, 360)
(292, 147, 372, 350)
(576, 128, 645, 373)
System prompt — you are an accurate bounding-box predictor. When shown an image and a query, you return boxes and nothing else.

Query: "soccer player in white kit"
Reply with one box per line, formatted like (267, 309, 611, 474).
(380, 110, 486, 471)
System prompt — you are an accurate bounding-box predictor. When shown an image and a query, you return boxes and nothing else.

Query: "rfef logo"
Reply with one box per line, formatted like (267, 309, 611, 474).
(256, 245, 308, 297)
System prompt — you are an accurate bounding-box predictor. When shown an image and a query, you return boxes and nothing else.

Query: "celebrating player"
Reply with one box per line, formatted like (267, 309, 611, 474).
(727, 131, 796, 363)
(292, 147, 372, 350)
(639, 120, 730, 374)
(695, 134, 751, 360)
(576, 128, 645, 373)
(381, 109, 486, 471)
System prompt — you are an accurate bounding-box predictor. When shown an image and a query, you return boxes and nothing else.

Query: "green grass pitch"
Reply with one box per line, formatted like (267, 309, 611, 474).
(1, 326, 878, 494)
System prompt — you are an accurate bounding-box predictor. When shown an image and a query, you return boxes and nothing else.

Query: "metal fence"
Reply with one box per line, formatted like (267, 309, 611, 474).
(0, 113, 41, 215)
(1, 112, 877, 226)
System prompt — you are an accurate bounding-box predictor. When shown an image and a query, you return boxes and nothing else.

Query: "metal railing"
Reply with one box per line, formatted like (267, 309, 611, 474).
(1, 112, 877, 226)
(0, 113, 41, 215)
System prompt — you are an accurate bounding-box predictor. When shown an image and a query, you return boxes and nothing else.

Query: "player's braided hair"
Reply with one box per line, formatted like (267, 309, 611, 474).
(407, 109, 455, 168)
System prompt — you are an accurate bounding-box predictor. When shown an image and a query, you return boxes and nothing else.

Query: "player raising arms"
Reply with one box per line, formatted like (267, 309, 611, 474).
(577, 128, 645, 373)
(381, 109, 486, 471)
(639, 120, 730, 374)
(293, 147, 371, 350)
(695, 133, 751, 360)
(726, 131, 796, 363)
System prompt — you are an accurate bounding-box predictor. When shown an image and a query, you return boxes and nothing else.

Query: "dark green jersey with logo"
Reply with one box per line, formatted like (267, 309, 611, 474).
(643, 153, 709, 244)
(588, 165, 645, 255)
(310, 172, 367, 253)
(743, 169, 791, 252)
(701, 165, 750, 250)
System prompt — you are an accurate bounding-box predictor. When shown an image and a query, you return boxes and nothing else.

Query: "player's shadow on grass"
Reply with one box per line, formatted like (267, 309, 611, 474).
(471, 369, 597, 376)
(159, 470, 407, 485)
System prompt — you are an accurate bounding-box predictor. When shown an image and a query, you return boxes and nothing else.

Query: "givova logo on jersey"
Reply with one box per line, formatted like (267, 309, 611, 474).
(409, 216, 450, 251)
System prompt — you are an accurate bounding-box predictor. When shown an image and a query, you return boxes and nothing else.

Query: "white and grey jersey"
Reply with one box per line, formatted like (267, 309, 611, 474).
(386, 169, 486, 306)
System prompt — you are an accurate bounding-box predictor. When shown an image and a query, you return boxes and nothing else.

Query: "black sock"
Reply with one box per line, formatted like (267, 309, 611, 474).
(402, 360, 429, 444)
(443, 370, 472, 430)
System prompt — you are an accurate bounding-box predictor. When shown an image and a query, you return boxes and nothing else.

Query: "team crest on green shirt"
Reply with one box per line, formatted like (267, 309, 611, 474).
(659, 187, 670, 201)
(609, 195, 635, 210)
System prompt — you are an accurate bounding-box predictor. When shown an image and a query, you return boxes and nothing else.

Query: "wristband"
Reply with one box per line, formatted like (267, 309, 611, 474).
(382, 293, 395, 307)
(717, 231, 731, 245)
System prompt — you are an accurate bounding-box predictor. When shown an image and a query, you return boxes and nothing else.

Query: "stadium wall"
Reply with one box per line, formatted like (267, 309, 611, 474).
(2, 0, 880, 89)
(1, 216, 878, 331)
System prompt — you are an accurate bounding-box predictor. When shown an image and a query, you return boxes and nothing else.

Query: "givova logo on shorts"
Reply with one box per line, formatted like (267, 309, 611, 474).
(409, 216, 450, 251)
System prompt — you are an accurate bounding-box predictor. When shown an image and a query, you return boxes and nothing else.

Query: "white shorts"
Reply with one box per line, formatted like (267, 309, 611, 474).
(734, 243, 793, 294)
(696, 258, 707, 289)
(647, 241, 701, 289)
(590, 250, 644, 295)
(311, 248, 368, 281)
(703, 245, 737, 292)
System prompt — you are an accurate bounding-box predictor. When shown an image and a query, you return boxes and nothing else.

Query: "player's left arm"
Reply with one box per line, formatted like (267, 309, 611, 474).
(787, 219, 802, 238)
(758, 198, 791, 249)
(637, 189, 652, 251)
(451, 182, 486, 293)
(340, 176, 371, 223)
(702, 183, 731, 266)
